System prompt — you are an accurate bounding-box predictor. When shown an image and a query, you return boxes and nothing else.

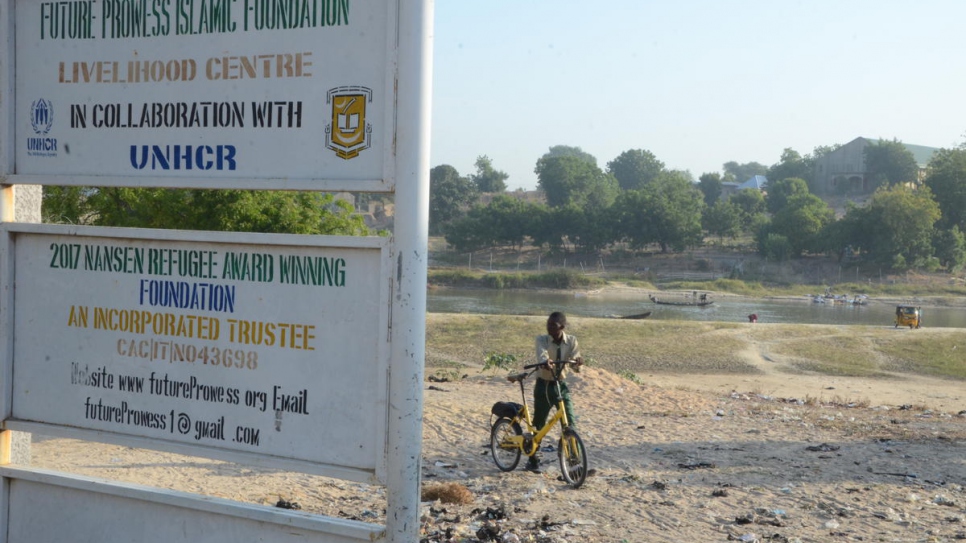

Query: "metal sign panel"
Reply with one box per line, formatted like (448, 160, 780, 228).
(4, 469, 383, 543)
(13, 0, 394, 188)
(7, 225, 389, 474)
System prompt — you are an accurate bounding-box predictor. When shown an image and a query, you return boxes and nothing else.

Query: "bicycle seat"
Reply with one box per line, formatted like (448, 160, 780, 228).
(507, 372, 529, 383)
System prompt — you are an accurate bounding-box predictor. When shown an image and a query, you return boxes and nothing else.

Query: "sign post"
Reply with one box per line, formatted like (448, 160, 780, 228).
(386, 1, 433, 540)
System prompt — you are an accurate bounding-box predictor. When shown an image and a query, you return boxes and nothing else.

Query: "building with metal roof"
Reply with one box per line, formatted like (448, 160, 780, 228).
(811, 137, 939, 195)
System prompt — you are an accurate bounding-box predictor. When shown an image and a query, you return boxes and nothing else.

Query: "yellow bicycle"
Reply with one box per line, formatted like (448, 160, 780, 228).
(489, 360, 588, 488)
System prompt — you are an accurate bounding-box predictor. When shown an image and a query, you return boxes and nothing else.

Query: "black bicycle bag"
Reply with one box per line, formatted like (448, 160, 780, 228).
(491, 401, 523, 419)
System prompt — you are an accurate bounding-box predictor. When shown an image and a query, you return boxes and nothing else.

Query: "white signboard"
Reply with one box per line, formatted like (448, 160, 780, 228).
(8, 225, 389, 476)
(14, 0, 393, 188)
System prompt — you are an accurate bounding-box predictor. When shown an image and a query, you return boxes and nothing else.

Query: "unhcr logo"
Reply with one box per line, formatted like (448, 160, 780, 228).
(28, 97, 57, 157)
(31, 98, 54, 134)
(325, 86, 372, 160)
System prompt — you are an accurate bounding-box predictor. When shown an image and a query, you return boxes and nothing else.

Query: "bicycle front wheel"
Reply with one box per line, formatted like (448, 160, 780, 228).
(558, 428, 588, 488)
(490, 417, 522, 472)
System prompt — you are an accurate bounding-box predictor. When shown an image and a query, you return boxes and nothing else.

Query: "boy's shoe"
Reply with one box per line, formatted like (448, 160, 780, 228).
(524, 457, 542, 473)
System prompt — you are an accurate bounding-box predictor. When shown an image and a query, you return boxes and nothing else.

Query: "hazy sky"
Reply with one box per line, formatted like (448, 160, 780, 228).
(430, 1, 966, 191)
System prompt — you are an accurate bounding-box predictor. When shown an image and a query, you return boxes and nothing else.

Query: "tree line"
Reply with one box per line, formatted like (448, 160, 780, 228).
(432, 141, 966, 272)
(37, 138, 966, 273)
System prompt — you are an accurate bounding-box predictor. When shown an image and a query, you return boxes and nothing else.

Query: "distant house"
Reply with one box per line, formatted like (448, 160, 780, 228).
(719, 176, 766, 201)
(811, 137, 939, 195)
(737, 175, 768, 191)
(719, 181, 741, 199)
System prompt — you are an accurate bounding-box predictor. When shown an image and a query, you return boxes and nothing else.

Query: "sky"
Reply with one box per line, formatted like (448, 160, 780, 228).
(429, 0, 966, 191)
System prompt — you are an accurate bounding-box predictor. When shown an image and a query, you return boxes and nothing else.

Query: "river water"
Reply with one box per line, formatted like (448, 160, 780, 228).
(427, 288, 966, 328)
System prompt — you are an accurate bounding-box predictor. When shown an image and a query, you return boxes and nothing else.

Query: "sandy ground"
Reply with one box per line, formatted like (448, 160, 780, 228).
(28, 345, 966, 543)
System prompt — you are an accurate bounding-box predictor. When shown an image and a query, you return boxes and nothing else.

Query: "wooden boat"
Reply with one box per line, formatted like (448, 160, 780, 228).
(649, 295, 714, 307)
(618, 311, 652, 320)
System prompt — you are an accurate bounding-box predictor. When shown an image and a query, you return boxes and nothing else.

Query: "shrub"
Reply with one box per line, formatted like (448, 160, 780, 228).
(482, 353, 517, 373)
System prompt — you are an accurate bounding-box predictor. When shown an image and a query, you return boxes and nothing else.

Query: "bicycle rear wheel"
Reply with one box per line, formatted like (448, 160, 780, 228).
(558, 428, 588, 488)
(490, 417, 522, 472)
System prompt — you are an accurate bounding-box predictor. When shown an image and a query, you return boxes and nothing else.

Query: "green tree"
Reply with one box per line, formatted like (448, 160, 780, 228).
(759, 233, 792, 262)
(820, 201, 870, 260)
(932, 226, 966, 271)
(42, 186, 90, 224)
(765, 177, 810, 214)
(923, 146, 966, 230)
(761, 193, 834, 256)
(527, 204, 564, 253)
(470, 155, 509, 193)
(612, 189, 652, 251)
(723, 160, 767, 182)
(864, 139, 920, 189)
(443, 214, 489, 253)
(430, 164, 478, 235)
(838, 185, 940, 268)
(728, 188, 766, 227)
(43, 187, 371, 235)
(615, 171, 704, 253)
(538, 145, 598, 166)
(444, 195, 535, 251)
(697, 172, 723, 207)
(606, 149, 665, 191)
(703, 200, 742, 241)
(535, 154, 618, 210)
(766, 149, 810, 188)
(553, 203, 616, 253)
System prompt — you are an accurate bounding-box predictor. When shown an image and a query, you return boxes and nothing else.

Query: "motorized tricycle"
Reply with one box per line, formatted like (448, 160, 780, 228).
(894, 305, 921, 329)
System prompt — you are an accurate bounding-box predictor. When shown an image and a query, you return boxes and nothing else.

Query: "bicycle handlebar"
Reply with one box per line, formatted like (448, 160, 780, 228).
(523, 359, 579, 370)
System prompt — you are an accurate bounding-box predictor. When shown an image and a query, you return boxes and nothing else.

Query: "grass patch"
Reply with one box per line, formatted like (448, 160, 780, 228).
(875, 335, 966, 379)
(746, 324, 841, 342)
(425, 315, 753, 376)
(769, 335, 885, 377)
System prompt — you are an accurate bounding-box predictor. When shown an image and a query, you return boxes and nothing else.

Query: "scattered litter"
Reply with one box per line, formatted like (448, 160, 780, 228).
(275, 498, 301, 510)
(678, 462, 716, 470)
(935, 495, 957, 507)
(872, 471, 918, 478)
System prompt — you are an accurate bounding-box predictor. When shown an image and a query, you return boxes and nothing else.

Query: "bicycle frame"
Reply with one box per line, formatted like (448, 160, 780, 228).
(504, 363, 572, 456)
